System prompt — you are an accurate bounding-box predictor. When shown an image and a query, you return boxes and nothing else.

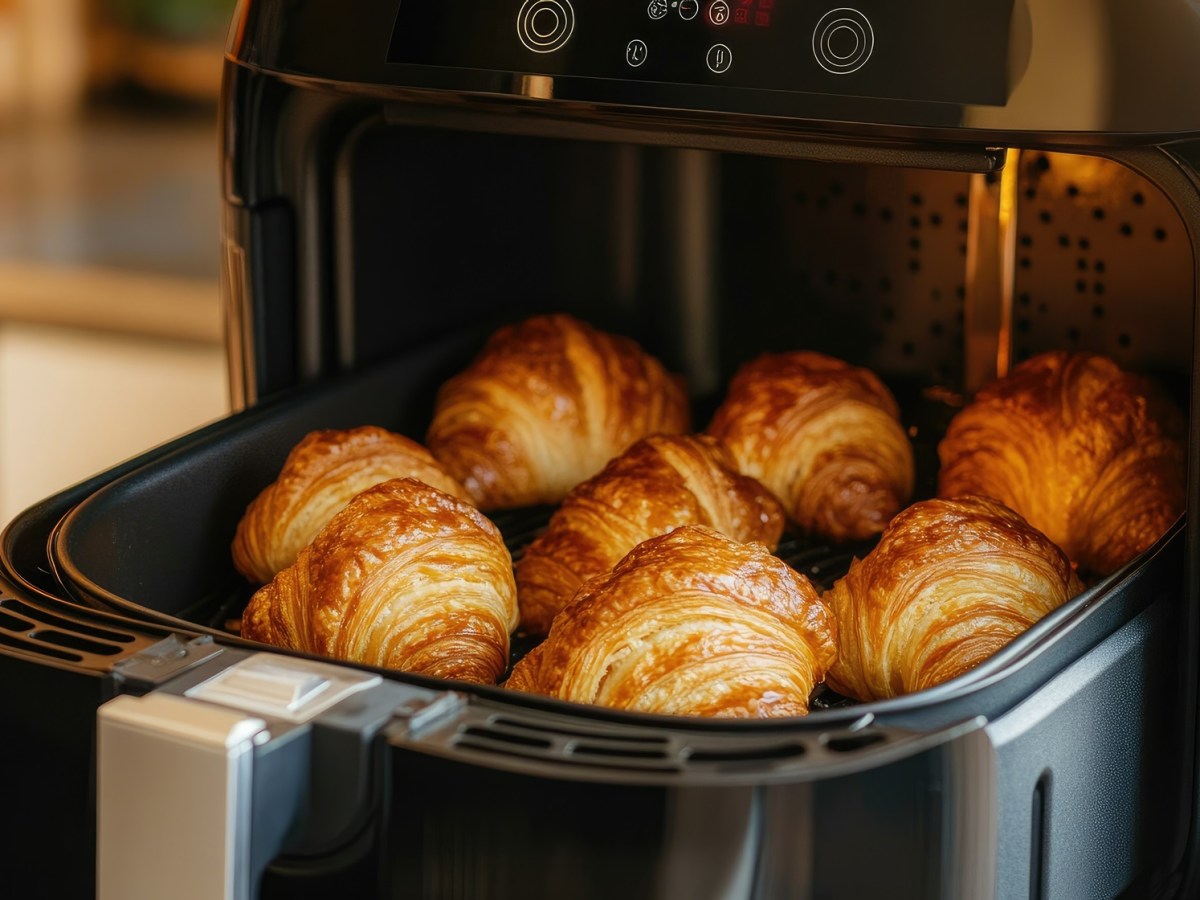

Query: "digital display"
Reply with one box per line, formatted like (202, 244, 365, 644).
(388, 0, 1015, 108)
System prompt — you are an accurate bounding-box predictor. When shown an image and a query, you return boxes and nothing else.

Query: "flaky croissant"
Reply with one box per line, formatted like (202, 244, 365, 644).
(706, 351, 915, 542)
(242, 478, 518, 684)
(426, 314, 691, 510)
(938, 351, 1186, 576)
(507, 526, 837, 717)
(232, 426, 470, 583)
(825, 496, 1082, 701)
(516, 434, 784, 635)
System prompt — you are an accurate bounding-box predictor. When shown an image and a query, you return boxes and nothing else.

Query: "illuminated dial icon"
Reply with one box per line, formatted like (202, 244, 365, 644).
(679, 0, 699, 20)
(708, 0, 730, 25)
(706, 42, 732, 73)
(626, 38, 648, 67)
(517, 0, 575, 53)
(812, 7, 875, 74)
(647, 0, 669, 20)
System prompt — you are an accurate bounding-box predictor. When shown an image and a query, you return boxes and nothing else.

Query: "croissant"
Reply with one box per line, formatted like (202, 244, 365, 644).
(242, 478, 518, 684)
(825, 496, 1083, 701)
(937, 351, 1186, 576)
(507, 526, 837, 717)
(232, 426, 470, 584)
(706, 351, 915, 543)
(515, 434, 785, 635)
(426, 314, 691, 510)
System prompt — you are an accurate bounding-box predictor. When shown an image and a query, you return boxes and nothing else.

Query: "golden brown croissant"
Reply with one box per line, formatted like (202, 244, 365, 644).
(242, 478, 518, 684)
(825, 496, 1083, 701)
(515, 434, 784, 635)
(937, 351, 1186, 576)
(506, 526, 837, 717)
(231, 426, 470, 584)
(426, 314, 691, 510)
(706, 351, 915, 542)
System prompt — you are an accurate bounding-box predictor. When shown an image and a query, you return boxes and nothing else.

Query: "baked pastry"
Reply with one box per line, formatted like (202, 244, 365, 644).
(232, 425, 470, 583)
(242, 478, 518, 684)
(515, 434, 785, 635)
(426, 314, 691, 509)
(825, 496, 1083, 701)
(937, 351, 1186, 575)
(706, 351, 915, 542)
(506, 526, 837, 717)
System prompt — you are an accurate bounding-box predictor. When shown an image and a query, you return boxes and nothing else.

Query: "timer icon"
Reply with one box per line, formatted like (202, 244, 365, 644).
(709, 0, 730, 25)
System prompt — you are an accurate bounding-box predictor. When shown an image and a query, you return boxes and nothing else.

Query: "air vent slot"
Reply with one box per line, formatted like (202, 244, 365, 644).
(0, 631, 82, 662)
(490, 715, 670, 744)
(31, 630, 124, 656)
(823, 733, 887, 753)
(687, 743, 807, 763)
(0, 609, 33, 632)
(0, 598, 136, 643)
(567, 744, 670, 760)
(459, 726, 552, 750)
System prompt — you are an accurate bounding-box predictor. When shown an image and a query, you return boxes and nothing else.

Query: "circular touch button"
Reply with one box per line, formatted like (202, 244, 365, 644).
(518, 0, 575, 54)
(812, 7, 874, 74)
(706, 43, 732, 74)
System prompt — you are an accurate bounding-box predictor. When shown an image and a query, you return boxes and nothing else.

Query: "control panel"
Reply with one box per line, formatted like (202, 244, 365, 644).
(389, 0, 1014, 106)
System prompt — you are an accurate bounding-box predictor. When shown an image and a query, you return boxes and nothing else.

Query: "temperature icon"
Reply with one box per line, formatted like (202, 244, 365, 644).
(708, 0, 730, 25)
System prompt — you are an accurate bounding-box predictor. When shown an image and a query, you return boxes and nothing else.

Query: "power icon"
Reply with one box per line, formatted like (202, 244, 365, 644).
(706, 43, 732, 73)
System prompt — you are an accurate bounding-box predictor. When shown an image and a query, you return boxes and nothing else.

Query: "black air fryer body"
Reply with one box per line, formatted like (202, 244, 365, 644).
(3, 2, 1200, 898)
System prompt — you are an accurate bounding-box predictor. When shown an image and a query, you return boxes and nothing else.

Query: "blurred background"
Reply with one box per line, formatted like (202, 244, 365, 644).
(0, 0, 233, 521)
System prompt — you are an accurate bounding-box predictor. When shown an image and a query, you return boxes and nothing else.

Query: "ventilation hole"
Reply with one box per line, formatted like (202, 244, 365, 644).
(1067, 327, 1081, 341)
(1020, 257, 1032, 269)
(1024, 187, 1037, 200)
(830, 182, 845, 196)
(570, 744, 669, 760)
(0, 610, 32, 633)
(959, 243, 968, 256)
(1020, 234, 1033, 248)
(1094, 261, 1106, 273)
(910, 237, 922, 250)
(901, 341, 916, 357)
(1037, 302, 1048, 314)
(1058, 234, 1071, 247)
(1133, 191, 1146, 206)
(1075, 280, 1087, 293)
(1076, 258, 1089, 271)
(1120, 223, 1133, 237)
(1094, 283, 1106, 296)
(1035, 155, 1051, 172)
(958, 219, 969, 233)
(689, 743, 806, 763)
(1031, 773, 1050, 900)
(0, 632, 81, 662)
(930, 321, 944, 336)
(955, 285, 966, 300)
(1039, 210, 1053, 223)
(1079, 237, 1091, 250)
(490, 716, 669, 744)
(1066, 183, 1080, 197)
(986, 171, 1001, 186)
(29, 630, 123, 656)
(1119, 333, 1133, 348)
(1155, 228, 1168, 241)
(908, 259, 921, 272)
(824, 733, 886, 753)
(0, 599, 136, 644)
(1017, 318, 1032, 334)
(460, 726, 552, 750)
(956, 193, 968, 207)
(910, 192, 923, 206)
(1092, 207, 1106, 221)
(1018, 292, 1032, 307)
(909, 215, 922, 229)
(852, 201, 867, 216)
(930, 213, 943, 226)
(881, 306, 896, 322)
(880, 207, 894, 222)
(1093, 304, 1105, 319)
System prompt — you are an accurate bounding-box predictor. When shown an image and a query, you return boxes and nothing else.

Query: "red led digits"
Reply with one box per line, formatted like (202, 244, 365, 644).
(724, 0, 773, 26)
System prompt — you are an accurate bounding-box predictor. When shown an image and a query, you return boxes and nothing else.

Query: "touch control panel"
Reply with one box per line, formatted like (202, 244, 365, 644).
(389, 0, 1014, 107)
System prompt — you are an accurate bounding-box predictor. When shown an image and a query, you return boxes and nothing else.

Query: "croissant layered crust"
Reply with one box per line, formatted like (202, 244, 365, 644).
(707, 351, 915, 542)
(515, 434, 785, 635)
(232, 426, 470, 584)
(426, 314, 691, 510)
(937, 351, 1186, 575)
(825, 496, 1083, 701)
(242, 478, 518, 684)
(507, 526, 837, 717)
